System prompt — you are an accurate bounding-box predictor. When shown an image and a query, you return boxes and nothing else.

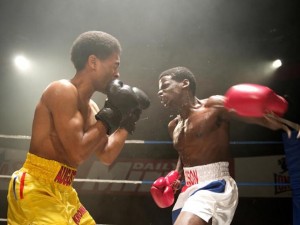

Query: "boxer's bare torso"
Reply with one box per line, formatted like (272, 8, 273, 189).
(29, 79, 100, 168)
(168, 96, 231, 167)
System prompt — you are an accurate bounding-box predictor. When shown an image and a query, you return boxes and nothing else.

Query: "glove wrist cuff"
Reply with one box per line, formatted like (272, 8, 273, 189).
(95, 108, 122, 135)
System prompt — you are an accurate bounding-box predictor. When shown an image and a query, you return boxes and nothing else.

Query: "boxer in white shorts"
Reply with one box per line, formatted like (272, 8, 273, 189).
(151, 67, 295, 225)
(172, 162, 238, 224)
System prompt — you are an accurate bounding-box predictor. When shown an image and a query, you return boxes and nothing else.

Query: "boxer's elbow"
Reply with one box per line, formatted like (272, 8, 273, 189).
(96, 152, 115, 166)
(94, 147, 114, 166)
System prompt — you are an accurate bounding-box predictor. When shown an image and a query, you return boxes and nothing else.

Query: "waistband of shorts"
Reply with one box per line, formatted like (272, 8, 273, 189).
(22, 153, 77, 186)
(183, 162, 230, 185)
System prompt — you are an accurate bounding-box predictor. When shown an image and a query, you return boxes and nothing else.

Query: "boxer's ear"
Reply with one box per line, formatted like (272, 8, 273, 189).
(87, 55, 97, 69)
(182, 79, 190, 89)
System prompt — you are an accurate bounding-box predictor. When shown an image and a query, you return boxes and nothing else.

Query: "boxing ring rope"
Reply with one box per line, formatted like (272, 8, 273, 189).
(0, 134, 283, 145)
(0, 133, 288, 186)
(0, 133, 291, 224)
(0, 174, 290, 186)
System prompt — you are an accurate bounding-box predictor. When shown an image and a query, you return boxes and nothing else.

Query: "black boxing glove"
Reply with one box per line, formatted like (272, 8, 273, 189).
(95, 99, 122, 135)
(120, 87, 150, 134)
(106, 80, 140, 114)
(132, 87, 150, 110)
(96, 80, 139, 134)
(97, 79, 150, 134)
(120, 108, 142, 134)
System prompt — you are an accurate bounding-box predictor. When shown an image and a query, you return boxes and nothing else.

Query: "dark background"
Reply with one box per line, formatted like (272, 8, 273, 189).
(0, 0, 299, 224)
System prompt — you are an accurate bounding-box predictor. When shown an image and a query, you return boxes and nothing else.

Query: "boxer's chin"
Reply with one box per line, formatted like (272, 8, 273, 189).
(161, 101, 169, 108)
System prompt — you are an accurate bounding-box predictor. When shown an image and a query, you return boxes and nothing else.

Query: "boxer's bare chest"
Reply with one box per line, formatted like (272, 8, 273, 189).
(172, 108, 220, 151)
(79, 102, 97, 131)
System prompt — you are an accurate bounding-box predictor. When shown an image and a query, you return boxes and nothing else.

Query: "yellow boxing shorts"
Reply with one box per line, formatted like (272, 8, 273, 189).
(7, 153, 96, 225)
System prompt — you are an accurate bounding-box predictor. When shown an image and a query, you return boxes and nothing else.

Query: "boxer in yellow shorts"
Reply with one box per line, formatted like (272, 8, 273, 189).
(7, 153, 95, 225)
(6, 31, 150, 224)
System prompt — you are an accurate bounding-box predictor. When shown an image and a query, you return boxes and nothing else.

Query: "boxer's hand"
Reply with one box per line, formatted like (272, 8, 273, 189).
(106, 80, 145, 113)
(107, 80, 150, 111)
(96, 80, 150, 134)
(150, 170, 180, 208)
(108, 80, 150, 134)
(224, 84, 288, 117)
(120, 108, 142, 134)
(131, 86, 150, 110)
(265, 112, 300, 139)
(95, 99, 122, 135)
(120, 86, 150, 134)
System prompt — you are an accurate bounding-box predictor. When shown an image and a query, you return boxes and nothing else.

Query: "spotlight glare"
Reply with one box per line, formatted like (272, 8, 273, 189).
(272, 59, 282, 69)
(14, 55, 31, 71)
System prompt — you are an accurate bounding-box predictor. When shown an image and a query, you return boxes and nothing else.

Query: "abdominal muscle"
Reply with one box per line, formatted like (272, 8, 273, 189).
(172, 108, 231, 167)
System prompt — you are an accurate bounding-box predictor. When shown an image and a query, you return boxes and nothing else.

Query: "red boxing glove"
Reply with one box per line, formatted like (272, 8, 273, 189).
(224, 84, 288, 117)
(150, 170, 180, 208)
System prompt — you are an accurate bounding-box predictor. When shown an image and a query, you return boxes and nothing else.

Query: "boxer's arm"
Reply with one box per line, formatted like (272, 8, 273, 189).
(205, 93, 297, 138)
(167, 119, 183, 190)
(175, 157, 183, 173)
(223, 84, 299, 138)
(89, 99, 129, 165)
(264, 113, 300, 138)
(223, 96, 294, 136)
(44, 81, 110, 166)
(168, 116, 178, 137)
(151, 123, 180, 209)
(94, 128, 128, 165)
(90, 99, 100, 113)
(230, 111, 293, 137)
(173, 157, 183, 190)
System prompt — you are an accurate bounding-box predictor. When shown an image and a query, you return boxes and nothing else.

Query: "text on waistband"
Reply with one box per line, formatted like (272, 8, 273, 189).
(54, 166, 77, 186)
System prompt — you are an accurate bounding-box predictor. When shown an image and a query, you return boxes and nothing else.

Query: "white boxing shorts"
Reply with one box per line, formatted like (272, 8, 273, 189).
(172, 162, 238, 225)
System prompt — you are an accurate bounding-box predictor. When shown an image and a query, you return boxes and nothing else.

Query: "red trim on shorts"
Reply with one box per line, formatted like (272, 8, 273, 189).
(20, 172, 26, 199)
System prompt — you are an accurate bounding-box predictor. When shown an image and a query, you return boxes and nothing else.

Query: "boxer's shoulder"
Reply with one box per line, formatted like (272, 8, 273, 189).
(204, 95, 225, 108)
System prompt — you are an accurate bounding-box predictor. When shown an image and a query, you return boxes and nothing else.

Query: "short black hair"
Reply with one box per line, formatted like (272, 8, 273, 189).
(70, 31, 122, 71)
(159, 67, 196, 96)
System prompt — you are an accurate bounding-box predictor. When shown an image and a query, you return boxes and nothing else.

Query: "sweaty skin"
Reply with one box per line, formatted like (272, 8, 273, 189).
(29, 52, 128, 168)
(158, 75, 294, 169)
(168, 97, 231, 167)
(7, 31, 142, 225)
(158, 75, 297, 225)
